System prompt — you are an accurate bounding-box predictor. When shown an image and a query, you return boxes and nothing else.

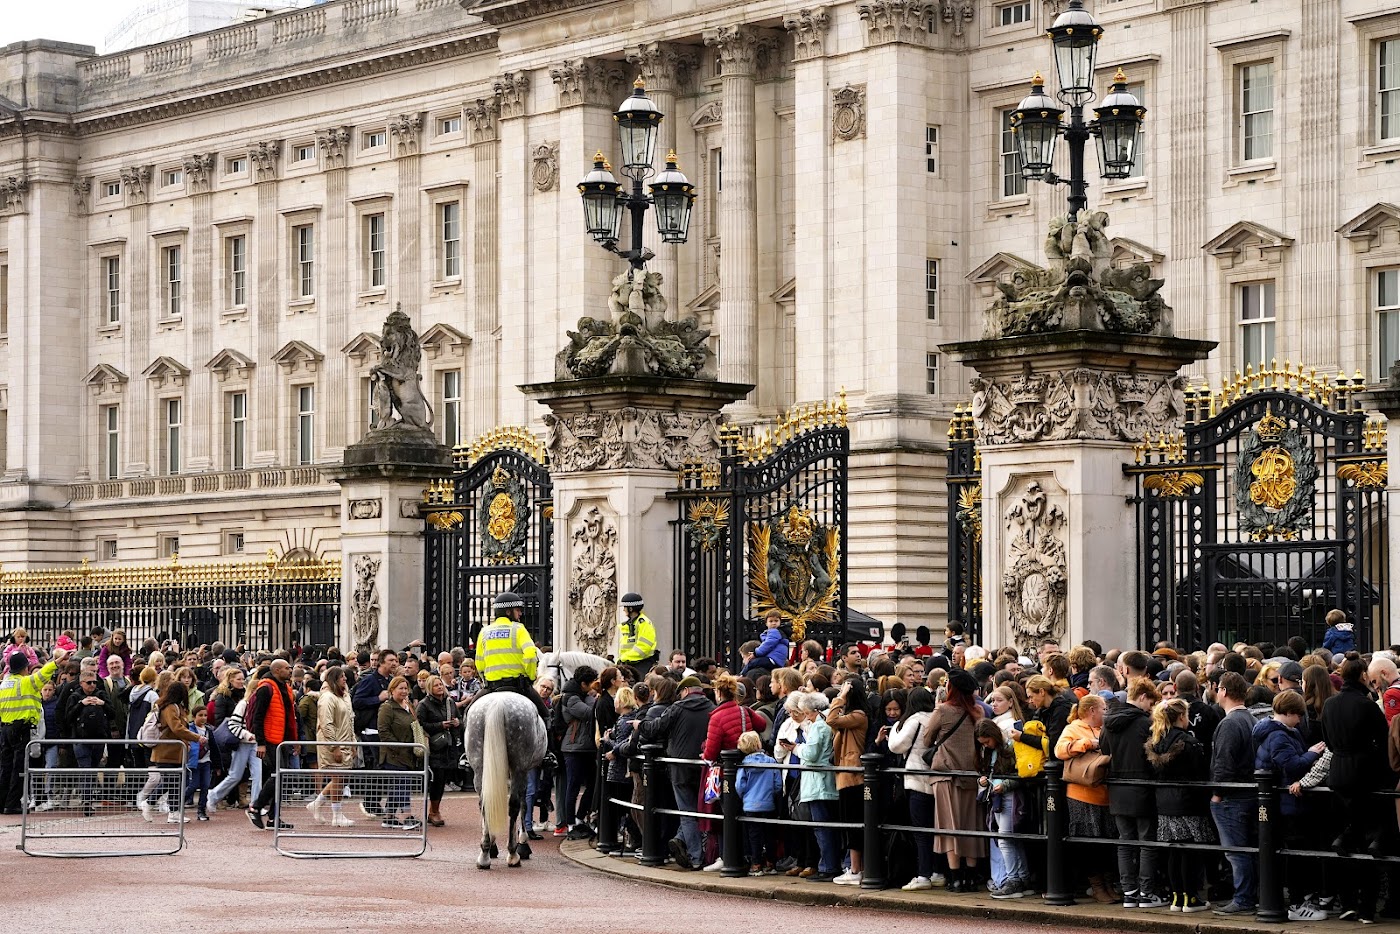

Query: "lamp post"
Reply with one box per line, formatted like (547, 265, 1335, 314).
(578, 78, 696, 272)
(1011, 0, 1146, 221)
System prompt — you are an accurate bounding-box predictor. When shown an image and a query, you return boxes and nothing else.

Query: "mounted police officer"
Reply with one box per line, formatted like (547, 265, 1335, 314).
(472, 592, 549, 720)
(618, 592, 658, 672)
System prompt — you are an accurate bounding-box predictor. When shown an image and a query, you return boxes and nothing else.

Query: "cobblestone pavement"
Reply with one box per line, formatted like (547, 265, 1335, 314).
(0, 794, 1100, 934)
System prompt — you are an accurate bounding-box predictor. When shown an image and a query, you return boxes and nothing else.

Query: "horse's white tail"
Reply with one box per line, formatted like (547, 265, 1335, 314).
(481, 699, 509, 842)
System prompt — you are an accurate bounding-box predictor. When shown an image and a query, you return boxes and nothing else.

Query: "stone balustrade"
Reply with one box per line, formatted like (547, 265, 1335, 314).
(73, 0, 491, 111)
(70, 466, 331, 502)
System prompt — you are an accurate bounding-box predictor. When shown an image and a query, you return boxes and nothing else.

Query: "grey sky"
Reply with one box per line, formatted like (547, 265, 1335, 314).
(3, 3, 138, 53)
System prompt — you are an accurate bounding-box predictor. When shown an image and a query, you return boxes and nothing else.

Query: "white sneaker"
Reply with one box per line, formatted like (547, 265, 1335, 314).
(167, 814, 190, 824)
(701, 858, 724, 872)
(157, 799, 170, 814)
(902, 876, 933, 891)
(306, 798, 325, 824)
(833, 870, 863, 886)
(330, 813, 356, 828)
(31, 801, 54, 813)
(1288, 902, 1328, 922)
(138, 801, 153, 822)
(929, 873, 946, 887)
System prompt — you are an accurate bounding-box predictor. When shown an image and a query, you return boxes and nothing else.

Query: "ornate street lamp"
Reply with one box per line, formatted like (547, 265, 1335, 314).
(1011, 0, 1146, 219)
(577, 77, 695, 270)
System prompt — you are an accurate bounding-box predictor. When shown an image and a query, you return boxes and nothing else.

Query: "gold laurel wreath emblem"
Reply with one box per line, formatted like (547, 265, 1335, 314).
(749, 521, 841, 643)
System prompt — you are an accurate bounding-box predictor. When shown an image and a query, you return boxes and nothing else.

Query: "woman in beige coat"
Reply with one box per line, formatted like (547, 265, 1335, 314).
(923, 668, 988, 892)
(308, 665, 356, 827)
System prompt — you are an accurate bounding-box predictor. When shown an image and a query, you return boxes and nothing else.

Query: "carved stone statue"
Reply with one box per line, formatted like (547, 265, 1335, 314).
(368, 305, 433, 437)
(555, 270, 716, 380)
(567, 506, 618, 654)
(1001, 482, 1067, 650)
(987, 211, 1171, 339)
(351, 554, 382, 651)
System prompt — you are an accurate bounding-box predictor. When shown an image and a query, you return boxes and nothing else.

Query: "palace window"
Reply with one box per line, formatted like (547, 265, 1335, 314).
(1239, 62, 1274, 161)
(1381, 39, 1400, 142)
(365, 213, 386, 289)
(1000, 108, 1027, 197)
(228, 391, 247, 470)
(101, 405, 119, 480)
(227, 235, 247, 307)
(1237, 280, 1276, 370)
(1376, 268, 1400, 380)
(294, 224, 315, 298)
(296, 385, 315, 466)
(441, 370, 462, 447)
(163, 245, 182, 319)
(164, 398, 182, 476)
(439, 202, 461, 279)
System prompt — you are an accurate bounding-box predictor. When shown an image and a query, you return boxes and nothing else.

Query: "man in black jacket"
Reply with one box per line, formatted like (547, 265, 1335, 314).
(62, 669, 115, 814)
(1322, 657, 1390, 921)
(637, 676, 714, 869)
(1209, 672, 1256, 915)
(1174, 670, 1219, 754)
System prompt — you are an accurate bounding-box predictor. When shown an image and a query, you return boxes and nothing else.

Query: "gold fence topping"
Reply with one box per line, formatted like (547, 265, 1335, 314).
(454, 425, 548, 469)
(1185, 360, 1368, 423)
(0, 552, 341, 592)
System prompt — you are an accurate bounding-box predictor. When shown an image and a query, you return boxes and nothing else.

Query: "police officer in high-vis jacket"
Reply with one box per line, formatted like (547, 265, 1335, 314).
(618, 592, 658, 671)
(473, 592, 549, 720)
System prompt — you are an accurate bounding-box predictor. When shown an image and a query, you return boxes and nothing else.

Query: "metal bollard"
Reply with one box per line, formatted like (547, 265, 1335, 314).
(597, 744, 619, 853)
(639, 744, 665, 867)
(860, 752, 887, 890)
(1255, 769, 1284, 923)
(720, 748, 746, 877)
(1042, 759, 1074, 906)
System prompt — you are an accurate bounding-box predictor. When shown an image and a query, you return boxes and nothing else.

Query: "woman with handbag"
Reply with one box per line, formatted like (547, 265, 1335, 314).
(888, 686, 941, 890)
(1103, 677, 1164, 908)
(1054, 693, 1115, 904)
(377, 676, 423, 831)
(417, 674, 460, 827)
(308, 665, 357, 827)
(923, 668, 987, 893)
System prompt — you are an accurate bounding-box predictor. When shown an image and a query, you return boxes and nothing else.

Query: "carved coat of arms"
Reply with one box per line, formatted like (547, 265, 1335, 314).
(749, 505, 840, 641)
(1002, 482, 1067, 650)
(478, 464, 529, 564)
(1234, 408, 1317, 541)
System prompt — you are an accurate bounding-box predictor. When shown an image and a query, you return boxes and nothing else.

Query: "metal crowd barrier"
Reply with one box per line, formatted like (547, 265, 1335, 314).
(600, 742, 1383, 923)
(20, 739, 188, 858)
(272, 740, 428, 858)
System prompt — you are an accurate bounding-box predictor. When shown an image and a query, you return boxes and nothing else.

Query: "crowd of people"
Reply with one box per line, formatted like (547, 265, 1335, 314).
(0, 626, 489, 833)
(532, 611, 1400, 925)
(5, 608, 1400, 925)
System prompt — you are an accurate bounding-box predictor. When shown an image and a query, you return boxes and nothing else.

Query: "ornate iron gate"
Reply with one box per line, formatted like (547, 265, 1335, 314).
(946, 408, 984, 644)
(671, 395, 849, 665)
(422, 428, 553, 652)
(1130, 365, 1388, 650)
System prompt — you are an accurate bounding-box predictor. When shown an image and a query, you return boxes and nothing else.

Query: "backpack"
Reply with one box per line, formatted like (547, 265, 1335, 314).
(547, 696, 568, 745)
(137, 705, 162, 748)
(127, 685, 154, 739)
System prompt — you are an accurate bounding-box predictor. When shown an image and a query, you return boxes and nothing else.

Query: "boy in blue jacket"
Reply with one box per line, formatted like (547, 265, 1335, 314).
(735, 730, 783, 875)
(741, 610, 790, 680)
(1322, 608, 1356, 656)
(1253, 691, 1325, 921)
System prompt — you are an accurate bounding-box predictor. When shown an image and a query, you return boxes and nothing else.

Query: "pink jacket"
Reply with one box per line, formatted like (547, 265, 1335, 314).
(1, 642, 39, 671)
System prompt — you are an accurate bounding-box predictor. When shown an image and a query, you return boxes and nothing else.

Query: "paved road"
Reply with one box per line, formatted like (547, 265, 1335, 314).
(0, 795, 1098, 933)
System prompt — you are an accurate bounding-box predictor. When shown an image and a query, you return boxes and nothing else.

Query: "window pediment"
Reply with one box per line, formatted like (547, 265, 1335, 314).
(271, 340, 324, 375)
(419, 322, 470, 360)
(342, 332, 382, 366)
(1110, 237, 1165, 267)
(1203, 221, 1293, 268)
(85, 363, 128, 396)
(1337, 203, 1400, 254)
(141, 355, 190, 388)
(206, 348, 255, 382)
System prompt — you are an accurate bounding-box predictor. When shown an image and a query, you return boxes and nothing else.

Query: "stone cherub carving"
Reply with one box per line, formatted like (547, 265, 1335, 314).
(369, 305, 433, 436)
(555, 270, 716, 380)
(988, 211, 1170, 339)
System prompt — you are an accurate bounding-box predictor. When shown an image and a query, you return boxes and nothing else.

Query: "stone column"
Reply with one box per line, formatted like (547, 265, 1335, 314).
(704, 25, 763, 410)
(627, 42, 699, 317)
(466, 96, 501, 438)
(493, 72, 534, 414)
(1362, 374, 1400, 639)
(783, 9, 832, 402)
(186, 153, 218, 471)
(322, 143, 350, 456)
(122, 167, 153, 474)
(943, 216, 1214, 652)
(390, 113, 425, 324)
(522, 376, 751, 652)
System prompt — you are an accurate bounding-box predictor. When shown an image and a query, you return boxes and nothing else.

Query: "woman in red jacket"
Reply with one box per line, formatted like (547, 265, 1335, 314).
(698, 674, 768, 870)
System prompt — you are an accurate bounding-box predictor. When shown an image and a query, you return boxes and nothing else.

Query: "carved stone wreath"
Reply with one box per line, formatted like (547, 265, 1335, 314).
(1233, 411, 1317, 541)
(477, 464, 530, 565)
(544, 407, 722, 473)
(532, 141, 558, 192)
(832, 85, 866, 142)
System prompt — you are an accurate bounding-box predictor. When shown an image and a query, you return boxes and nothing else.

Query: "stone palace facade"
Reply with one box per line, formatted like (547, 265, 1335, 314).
(0, 0, 1396, 634)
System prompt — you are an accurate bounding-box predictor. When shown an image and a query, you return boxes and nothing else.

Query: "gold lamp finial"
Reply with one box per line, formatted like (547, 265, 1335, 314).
(634, 76, 645, 89)
(594, 149, 605, 162)
(1032, 71, 1044, 85)
(1114, 67, 1127, 82)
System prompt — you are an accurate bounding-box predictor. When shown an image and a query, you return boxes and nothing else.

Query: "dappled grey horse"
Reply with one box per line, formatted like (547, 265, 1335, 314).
(464, 691, 546, 869)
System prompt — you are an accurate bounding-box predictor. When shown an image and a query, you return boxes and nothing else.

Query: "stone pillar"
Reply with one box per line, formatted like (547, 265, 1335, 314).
(627, 42, 699, 317)
(466, 96, 501, 438)
(944, 215, 1214, 653)
(522, 376, 751, 653)
(322, 144, 350, 456)
(187, 160, 216, 471)
(123, 167, 153, 474)
(390, 113, 425, 324)
(704, 25, 763, 410)
(331, 445, 450, 654)
(494, 72, 535, 415)
(1362, 373, 1400, 643)
(783, 9, 832, 402)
